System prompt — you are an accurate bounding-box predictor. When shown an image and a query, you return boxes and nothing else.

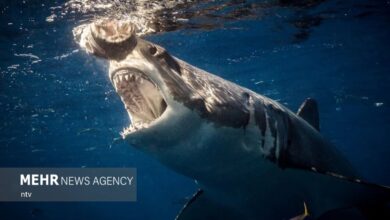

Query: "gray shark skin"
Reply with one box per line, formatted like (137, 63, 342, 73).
(76, 19, 390, 220)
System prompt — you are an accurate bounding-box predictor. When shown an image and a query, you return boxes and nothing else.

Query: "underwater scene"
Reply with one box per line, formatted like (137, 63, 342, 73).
(0, 0, 389, 219)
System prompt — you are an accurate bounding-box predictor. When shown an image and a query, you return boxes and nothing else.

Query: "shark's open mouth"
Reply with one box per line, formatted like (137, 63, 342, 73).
(76, 19, 169, 137)
(111, 68, 167, 136)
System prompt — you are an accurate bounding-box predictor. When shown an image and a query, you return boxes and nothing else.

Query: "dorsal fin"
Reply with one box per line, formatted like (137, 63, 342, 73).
(297, 98, 320, 131)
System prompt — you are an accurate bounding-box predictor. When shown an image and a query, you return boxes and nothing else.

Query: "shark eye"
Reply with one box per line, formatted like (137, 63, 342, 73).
(149, 45, 158, 55)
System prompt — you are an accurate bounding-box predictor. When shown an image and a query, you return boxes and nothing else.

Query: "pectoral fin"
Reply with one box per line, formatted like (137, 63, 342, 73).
(175, 189, 241, 220)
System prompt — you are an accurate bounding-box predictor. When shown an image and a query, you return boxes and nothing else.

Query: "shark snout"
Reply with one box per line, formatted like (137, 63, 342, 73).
(78, 19, 137, 60)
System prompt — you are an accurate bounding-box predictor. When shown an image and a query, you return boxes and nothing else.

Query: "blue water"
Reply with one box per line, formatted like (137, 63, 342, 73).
(1, 0, 389, 219)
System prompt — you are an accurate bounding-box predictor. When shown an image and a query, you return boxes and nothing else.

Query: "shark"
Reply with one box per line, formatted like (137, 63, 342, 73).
(75, 19, 390, 220)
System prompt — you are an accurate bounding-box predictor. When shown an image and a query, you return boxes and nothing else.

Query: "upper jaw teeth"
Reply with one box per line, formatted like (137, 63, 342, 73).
(112, 70, 156, 93)
(113, 72, 138, 90)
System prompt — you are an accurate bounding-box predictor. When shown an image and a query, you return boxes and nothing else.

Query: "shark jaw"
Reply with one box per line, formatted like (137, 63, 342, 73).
(75, 18, 188, 143)
(110, 67, 168, 137)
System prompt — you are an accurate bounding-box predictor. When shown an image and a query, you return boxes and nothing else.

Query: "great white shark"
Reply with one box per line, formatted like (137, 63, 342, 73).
(76, 19, 390, 220)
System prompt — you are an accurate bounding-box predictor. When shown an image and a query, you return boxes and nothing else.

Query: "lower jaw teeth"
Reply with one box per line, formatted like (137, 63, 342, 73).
(120, 121, 149, 138)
